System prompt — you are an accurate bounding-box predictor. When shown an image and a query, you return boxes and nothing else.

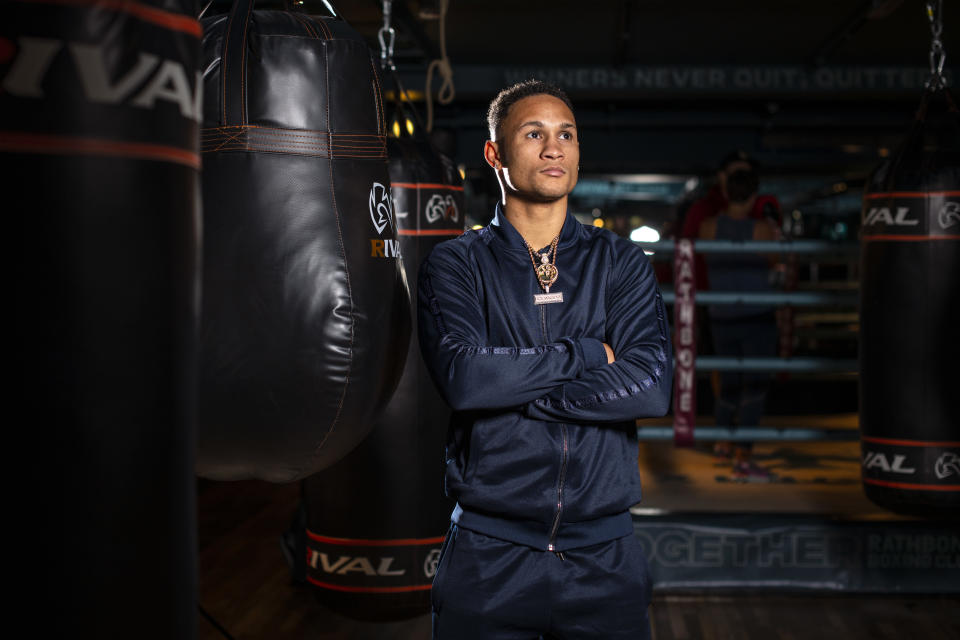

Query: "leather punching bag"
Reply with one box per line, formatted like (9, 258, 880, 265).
(299, 128, 463, 620)
(859, 87, 960, 516)
(198, 1, 410, 482)
(3, 1, 201, 636)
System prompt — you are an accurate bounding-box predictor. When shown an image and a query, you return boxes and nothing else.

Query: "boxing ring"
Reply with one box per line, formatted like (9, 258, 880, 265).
(638, 237, 859, 442)
(629, 237, 959, 594)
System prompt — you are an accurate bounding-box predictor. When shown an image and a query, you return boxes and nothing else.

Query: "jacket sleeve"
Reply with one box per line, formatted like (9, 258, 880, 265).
(523, 243, 673, 423)
(418, 241, 609, 412)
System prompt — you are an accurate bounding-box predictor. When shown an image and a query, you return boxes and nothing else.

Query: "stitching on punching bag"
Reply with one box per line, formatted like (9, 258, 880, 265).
(314, 17, 332, 39)
(239, 0, 252, 123)
(220, 4, 237, 123)
(310, 41, 355, 468)
(370, 57, 384, 137)
(372, 78, 382, 138)
(291, 12, 318, 39)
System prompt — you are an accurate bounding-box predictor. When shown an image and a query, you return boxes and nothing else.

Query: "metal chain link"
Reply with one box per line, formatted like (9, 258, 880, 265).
(378, 0, 397, 70)
(925, 0, 947, 89)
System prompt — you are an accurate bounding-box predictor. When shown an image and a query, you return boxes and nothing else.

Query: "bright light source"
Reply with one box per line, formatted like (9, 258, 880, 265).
(457, 164, 466, 180)
(471, 224, 483, 230)
(391, 120, 400, 138)
(405, 118, 415, 136)
(592, 218, 604, 228)
(630, 225, 660, 243)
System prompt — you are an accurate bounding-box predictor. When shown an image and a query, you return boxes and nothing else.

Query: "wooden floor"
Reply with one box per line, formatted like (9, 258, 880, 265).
(198, 474, 959, 640)
(648, 594, 959, 640)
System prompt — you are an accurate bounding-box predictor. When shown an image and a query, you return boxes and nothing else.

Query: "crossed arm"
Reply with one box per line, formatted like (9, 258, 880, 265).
(418, 241, 672, 422)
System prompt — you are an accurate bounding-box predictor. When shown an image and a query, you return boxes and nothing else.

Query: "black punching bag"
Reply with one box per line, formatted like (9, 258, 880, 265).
(3, 1, 200, 637)
(299, 125, 463, 620)
(860, 87, 960, 516)
(198, 1, 410, 481)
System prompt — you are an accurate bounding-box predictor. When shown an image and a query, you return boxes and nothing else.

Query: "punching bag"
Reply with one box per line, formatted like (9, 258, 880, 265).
(859, 87, 960, 516)
(198, 1, 410, 482)
(3, 1, 201, 636)
(299, 122, 463, 620)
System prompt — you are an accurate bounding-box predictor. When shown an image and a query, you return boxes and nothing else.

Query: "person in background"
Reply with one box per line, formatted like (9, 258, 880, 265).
(681, 151, 781, 291)
(698, 165, 780, 481)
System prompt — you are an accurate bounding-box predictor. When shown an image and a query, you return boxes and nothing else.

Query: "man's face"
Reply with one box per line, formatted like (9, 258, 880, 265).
(486, 94, 579, 204)
(718, 160, 753, 200)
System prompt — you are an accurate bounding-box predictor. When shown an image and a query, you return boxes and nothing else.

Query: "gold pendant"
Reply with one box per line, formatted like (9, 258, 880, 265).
(535, 263, 559, 291)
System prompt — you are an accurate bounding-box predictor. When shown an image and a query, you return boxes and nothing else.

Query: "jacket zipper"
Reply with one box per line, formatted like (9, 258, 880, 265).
(547, 424, 568, 551)
(538, 266, 566, 553)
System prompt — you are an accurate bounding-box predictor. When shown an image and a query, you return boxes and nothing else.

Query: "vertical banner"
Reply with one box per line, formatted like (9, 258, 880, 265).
(777, 254, 798, 381)
(672, 239, 696, 446)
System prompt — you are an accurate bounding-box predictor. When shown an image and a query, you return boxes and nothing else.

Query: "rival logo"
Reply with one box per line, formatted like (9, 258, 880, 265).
(424, 193, 459, 224)
(863, 206, 918, 227)
(939, 202, 960, 230)
(368, 182, 393, 235)
(2, 37, 201, 122)
(863, 451, 916, 474)
(934, 452, 960, 480)
(423, 547, 442, 579)
(307, 551, 406, 576)
(370, 238, 401, 258)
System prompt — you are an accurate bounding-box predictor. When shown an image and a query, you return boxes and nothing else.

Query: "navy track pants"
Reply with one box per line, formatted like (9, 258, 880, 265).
(431, 525, 652, 639)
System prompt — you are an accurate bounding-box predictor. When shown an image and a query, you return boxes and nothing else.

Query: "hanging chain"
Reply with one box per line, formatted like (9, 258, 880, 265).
(378, 0, 397, 70)
(925, 0, 947, 89)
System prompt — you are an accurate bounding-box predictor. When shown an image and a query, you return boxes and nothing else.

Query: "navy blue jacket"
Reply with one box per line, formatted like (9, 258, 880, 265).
(418, 205, 672, 552)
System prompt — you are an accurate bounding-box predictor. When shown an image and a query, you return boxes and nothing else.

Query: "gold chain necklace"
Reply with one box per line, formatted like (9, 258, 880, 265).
(526, 236, 560, 293)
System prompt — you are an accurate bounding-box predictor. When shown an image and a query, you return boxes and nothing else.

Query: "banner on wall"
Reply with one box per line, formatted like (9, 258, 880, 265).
(634, 514, 960, 593)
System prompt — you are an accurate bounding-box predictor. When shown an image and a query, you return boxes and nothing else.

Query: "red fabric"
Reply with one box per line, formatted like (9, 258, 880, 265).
(680, 185, 781, 289)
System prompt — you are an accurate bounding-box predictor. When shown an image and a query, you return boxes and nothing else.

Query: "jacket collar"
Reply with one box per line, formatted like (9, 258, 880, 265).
(489, 201, 580, 254)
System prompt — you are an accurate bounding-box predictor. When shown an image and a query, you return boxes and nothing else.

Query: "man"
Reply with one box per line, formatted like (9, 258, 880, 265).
(698, 165, 779, 481)
(418, 79, 672, 639)
(680, 150, 781, 291)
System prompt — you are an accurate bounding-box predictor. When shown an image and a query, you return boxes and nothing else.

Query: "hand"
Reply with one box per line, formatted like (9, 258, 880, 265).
(603, 342, 615, 364)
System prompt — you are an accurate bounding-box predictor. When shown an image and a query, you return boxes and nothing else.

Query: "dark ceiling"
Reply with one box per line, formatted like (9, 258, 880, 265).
(244, 0, 959, 227)
(339, 0, 949, 67)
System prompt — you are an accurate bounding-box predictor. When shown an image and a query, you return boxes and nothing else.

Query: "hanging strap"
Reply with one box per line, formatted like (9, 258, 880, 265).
(220, 0, 255, 126)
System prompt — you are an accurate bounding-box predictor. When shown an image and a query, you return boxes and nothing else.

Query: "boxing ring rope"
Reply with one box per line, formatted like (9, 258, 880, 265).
(636, 238, 860, 443)
(661, 290, 858, 306)
(635, 426, 858, 442)
(693, 356, 857, 372)
(642, 239, 859, 255)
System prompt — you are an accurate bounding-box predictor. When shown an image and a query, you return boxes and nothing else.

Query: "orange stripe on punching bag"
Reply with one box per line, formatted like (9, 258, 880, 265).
(0, 131, 201, 169)
(305, 578, 434, 593)
(306, 530, 446, 546)
(863, 478, 960, 492)
(862, 436, 960, 448)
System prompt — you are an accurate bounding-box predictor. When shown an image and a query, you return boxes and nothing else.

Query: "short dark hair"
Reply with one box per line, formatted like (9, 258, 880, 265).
(718, 150, 759, 172)
(486, 79, 575, 141)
